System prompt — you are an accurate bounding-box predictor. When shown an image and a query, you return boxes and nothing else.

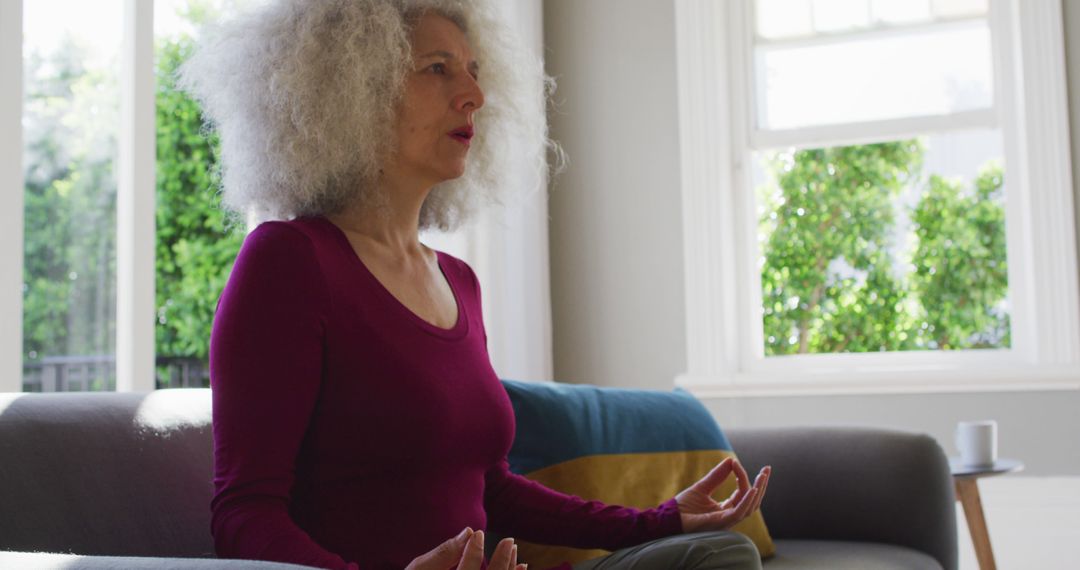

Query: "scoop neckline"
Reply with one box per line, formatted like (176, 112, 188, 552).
(314, 216, 469, 340)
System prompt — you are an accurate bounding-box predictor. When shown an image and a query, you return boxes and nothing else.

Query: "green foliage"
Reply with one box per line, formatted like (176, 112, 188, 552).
(22, 27, 243, 371)
(22, 38, 117, 361)
(759, 140, 1010, 355)
(155, 36, 245, 361)
(760, 141, 923, 354)
(910, 164, 1009, 349)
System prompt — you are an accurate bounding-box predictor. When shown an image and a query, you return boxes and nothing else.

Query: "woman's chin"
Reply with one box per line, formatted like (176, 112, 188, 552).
(420, 160, 468, 185)
(440, 165, 468, 182)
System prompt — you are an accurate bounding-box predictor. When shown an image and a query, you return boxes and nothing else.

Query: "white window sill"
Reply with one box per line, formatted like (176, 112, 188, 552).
(676, 366, 1080, 398)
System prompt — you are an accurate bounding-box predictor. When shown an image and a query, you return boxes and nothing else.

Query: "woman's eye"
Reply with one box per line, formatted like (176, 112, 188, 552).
(428, 63, 446, 75)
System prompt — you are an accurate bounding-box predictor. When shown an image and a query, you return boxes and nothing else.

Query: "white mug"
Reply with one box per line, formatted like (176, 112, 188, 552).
(956, 420, 997, 467)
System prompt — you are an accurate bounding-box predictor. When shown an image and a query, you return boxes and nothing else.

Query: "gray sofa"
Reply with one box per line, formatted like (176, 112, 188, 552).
(0, 388, 956, 569)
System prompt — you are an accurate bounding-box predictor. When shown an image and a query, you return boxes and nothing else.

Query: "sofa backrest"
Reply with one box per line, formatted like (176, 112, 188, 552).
(0, 389, 215, 557)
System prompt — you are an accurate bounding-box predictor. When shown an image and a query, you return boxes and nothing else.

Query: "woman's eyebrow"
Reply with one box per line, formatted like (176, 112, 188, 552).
(417, 49, 455, 60)
(417, 50, 480, 73)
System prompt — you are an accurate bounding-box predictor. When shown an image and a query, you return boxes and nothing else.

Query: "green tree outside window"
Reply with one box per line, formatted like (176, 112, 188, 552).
(22, 13, 244, 389)
(155, 34, 245, 368)
(758, 140, 1010, 356)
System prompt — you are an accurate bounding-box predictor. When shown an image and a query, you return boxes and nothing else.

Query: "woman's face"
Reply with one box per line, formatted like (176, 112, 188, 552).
(386, 12, 485, 189)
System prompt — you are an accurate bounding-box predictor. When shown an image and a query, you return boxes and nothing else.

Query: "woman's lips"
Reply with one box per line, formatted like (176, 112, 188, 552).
(448, 125, 474, 147)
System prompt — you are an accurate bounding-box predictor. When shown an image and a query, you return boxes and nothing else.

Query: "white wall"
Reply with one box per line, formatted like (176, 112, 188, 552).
(545, 0, 1080, 476)
(545, 0, 687, 390)
(424, 0, 554, 383)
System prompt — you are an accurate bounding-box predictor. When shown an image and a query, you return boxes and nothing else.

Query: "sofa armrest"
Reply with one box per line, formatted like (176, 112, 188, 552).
(726, 426, 957, 570)
(0, 552, 318, 569)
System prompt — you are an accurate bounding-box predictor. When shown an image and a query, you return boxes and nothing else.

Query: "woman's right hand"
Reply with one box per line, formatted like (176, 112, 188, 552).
(405, 528, 527, 570)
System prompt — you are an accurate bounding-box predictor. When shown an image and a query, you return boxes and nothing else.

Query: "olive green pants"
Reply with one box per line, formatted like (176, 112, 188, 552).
(571, 532, 762, 570)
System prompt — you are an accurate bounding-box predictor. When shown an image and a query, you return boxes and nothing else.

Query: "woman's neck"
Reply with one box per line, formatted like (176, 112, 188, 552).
(325, 176, 435, 262)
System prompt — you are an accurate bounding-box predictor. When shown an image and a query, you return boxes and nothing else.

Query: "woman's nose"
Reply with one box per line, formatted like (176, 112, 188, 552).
(453, 75, 485, 112)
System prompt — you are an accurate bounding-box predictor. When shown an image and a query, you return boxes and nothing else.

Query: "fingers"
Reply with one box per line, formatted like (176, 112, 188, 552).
(680, 464, 774, 534)
(730, 465, 769, 519)
(701, 485, 757, 531)
(407, 528, 473, 570)
(490, 537, 513, 570)
(749, 466, 772, 514)
(489, 536, 522, 570)
(706, 457, 753, 508)
(732, 457, 752, 493)
(721, 465, 771, 527)
(691, 457, 734, 494)
(735, 487, 759, 521)
(456, 530, 485, 570)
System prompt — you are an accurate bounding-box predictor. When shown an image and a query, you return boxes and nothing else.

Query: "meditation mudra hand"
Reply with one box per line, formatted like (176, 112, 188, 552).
(406, 528, 526, 570)
(676, 458, 772, 534)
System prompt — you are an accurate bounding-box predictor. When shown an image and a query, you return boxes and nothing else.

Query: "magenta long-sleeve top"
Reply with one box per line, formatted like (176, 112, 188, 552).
(208, 216, 683, 569)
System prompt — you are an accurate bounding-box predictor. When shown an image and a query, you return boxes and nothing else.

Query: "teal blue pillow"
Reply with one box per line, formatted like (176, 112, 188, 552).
(501, 379, 733, 474)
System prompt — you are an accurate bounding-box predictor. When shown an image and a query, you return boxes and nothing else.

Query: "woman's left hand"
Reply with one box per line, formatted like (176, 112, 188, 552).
(675, 457, 771, 534)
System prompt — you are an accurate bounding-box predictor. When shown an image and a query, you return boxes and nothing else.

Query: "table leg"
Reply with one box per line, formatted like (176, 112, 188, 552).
(955, 477, 996, 570)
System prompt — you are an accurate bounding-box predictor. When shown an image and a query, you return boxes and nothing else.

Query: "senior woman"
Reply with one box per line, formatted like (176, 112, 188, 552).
(182, 1, 771, 569)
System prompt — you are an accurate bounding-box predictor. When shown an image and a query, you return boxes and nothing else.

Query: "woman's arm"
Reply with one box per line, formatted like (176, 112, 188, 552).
(209, 222, 356, 570)
(482, 459, 682, 551)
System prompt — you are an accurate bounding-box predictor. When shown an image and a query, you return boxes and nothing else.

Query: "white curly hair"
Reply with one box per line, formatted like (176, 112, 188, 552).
(179, 0, 559, 231)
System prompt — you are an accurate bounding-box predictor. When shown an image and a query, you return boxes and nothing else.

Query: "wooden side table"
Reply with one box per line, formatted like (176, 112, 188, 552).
(950, 458, 1024, 570)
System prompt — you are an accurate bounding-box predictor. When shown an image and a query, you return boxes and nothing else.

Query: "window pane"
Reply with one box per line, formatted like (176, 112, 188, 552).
(811, 0, 870, 33)
(756, 22, 994, 130)
(871, 0, 932, 25)
(757, 0, 814, 40)
(153, 0, 263, 389)
(23, 0, 122, 392)
(752, 129, 1010, 355)
(933, 0, 988, 18)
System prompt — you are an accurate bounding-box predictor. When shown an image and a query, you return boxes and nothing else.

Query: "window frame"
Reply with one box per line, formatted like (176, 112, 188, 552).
(117, 0, 157, 392)
(1, 1, 24, 393)
(674, 0, 1080, 396)
(749, 15, 1000, 141)
(0, 0, 156, 392)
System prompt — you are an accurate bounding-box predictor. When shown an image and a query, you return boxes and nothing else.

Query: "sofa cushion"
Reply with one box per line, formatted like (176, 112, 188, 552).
(0, 390, 215, 557)
(500, 380, 775, 568)
(765, 539, 943, 569)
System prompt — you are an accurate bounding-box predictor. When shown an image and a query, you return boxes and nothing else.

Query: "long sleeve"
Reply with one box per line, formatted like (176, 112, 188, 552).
(209, 222, 358, 570)
(483, 459, 683, 552)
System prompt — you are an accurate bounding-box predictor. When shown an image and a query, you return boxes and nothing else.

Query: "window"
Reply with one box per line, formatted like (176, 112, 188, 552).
(0, 0, 261, 393)
(154, 0, 260, 389)
(21, 0, 123, 391)
(674, 0, 1080, 393)
(751, 1, 1006, 357)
